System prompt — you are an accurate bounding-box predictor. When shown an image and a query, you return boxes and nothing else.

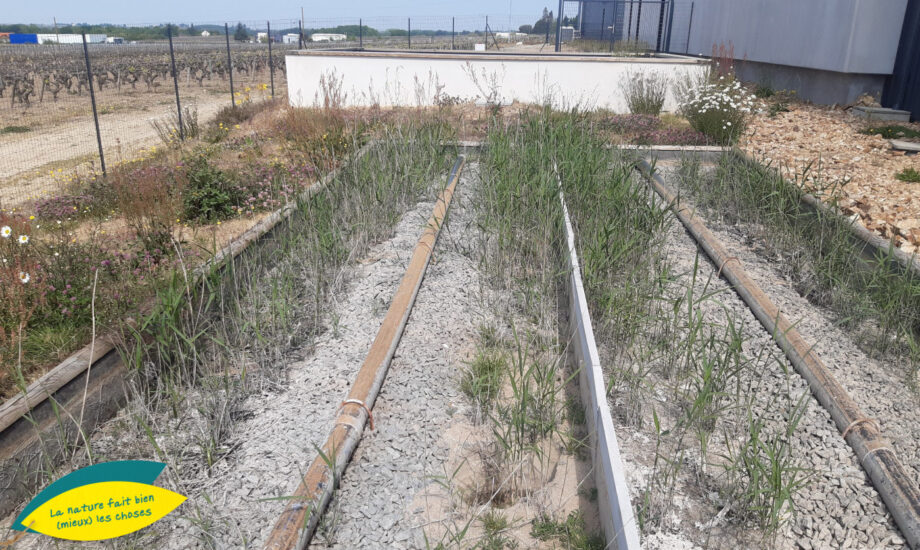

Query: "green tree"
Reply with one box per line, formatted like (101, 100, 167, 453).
(532, 8, 555, 35)
(519, 24, 533, 34)
(233, 22, 248, 42)
(189, 23, 197, 36)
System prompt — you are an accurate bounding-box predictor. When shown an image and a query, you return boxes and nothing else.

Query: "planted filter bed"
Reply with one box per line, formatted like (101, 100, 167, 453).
(4, 108, 920, 550)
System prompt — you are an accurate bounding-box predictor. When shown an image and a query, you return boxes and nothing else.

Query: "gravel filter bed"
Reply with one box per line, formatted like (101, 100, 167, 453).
(308, 164, 599, 549)
(3, 186, 444, 549)
(607, 168, 905, 550)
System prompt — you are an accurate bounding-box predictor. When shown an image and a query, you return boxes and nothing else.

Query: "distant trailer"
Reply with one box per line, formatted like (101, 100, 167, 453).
(310, 33, 346, 42)
(33, 33, 106, 44)
(105, 36, 125, 44)
(10, 33, 38, 44)
(283, 33, 300, 44)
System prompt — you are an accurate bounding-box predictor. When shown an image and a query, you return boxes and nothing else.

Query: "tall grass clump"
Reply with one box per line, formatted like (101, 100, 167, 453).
(620, 70, 668, 116)
(678, 154, 920, 382)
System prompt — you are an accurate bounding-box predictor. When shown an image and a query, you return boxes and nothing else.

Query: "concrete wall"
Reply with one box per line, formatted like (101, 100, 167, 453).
(286, 50, 706, 111)
(685, 0, 907, 75)
(737, 60, 887, 105)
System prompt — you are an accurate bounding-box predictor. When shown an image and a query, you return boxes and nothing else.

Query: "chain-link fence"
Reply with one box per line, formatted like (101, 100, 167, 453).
(0, 7, 694, 211)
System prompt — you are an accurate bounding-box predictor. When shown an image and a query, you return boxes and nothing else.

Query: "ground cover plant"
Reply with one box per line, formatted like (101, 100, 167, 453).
(677, 154, 920, 383)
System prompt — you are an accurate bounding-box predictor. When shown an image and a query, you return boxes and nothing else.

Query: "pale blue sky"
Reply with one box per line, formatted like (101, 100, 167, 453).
(6, 0, 572, 30)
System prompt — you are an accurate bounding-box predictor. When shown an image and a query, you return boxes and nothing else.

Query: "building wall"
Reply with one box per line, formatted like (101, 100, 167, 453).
(684, 0, 907, 75)
(883, 0, 920, 120)
(286, 51, 707, 111)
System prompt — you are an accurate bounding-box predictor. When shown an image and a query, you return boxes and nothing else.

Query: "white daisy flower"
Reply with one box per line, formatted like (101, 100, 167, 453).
(18, 234, 29, 245)
(0, 226, 10, 238)
(19, 272, 30, 284)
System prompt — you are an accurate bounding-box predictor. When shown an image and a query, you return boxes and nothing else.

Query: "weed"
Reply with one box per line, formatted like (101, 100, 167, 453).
(859, 124, 920, 140)
(620, 70, 668, 116)
(1, 125, 30, 134)
(478, 510, 517, 549)
(896, 167, 920, 183)
(531, 510, 605, 550)
(767, 101, 790, 118)
(461, 350, 507, 411)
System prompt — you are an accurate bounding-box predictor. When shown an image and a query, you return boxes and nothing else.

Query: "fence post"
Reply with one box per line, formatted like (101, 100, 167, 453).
(554, 0, 563, 51)
(636, 0, 643, 42)
(686, 2, 694, 53)
(452, 17, 455, 49)
(408, 18, 411, 49)
(167, 25, 184, 140)
(628, 1, 634, 41)
(359, 18, 363, 48)
(298, 20, 304, 49)
(225, 23, 235, 107)
(81, 33, 106, 176)
(600, 7, 606, 41)
(267, 20, 275, 98)
(656, 0, 666, 51)
(664, 0, 676, 52)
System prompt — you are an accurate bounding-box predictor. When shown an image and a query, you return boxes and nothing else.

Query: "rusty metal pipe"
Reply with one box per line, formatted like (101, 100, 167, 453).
(263, 156, 466, 550)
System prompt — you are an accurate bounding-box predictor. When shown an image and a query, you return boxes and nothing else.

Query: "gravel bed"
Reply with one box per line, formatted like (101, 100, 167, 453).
(3, 184, 443, 549)
(606, 167, 906, 550)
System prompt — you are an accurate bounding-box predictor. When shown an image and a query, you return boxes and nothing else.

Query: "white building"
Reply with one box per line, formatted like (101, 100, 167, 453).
(200, 30, 211, 37)
(310, 33, 346, 42)
(283, 33, 300, 44)
(37, 33, 106, 44)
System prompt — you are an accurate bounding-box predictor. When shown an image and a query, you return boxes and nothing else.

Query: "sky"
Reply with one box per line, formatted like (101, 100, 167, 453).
(5, 0, 572, 30)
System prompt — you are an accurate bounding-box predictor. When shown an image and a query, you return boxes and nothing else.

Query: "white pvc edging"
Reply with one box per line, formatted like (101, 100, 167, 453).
(557, 171, 641, 550)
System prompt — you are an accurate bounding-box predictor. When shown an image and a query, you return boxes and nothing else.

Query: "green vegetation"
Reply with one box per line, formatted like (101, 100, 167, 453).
(678, 154, 920, 382)
(531, 511, 604, 550)
(859, 124, 920, 140)
(896, 167, 920, 183)
(1, 125, 30, 134)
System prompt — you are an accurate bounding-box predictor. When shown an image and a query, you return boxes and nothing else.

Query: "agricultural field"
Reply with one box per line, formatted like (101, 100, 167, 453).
(0, 42, 291, 207)
(2, 62, 920, 550)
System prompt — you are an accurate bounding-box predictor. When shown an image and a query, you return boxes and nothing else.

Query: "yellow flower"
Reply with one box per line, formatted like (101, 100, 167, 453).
(29, 215, 35, 220)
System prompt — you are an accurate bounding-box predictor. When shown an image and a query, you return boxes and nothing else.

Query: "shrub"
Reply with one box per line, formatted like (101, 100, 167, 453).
(112, 165, 181, 257)
(182, 155, 240, 223)
(896, 167, 920, 183)
(679, 77, 755, 145)
(620, 70, 668, 116)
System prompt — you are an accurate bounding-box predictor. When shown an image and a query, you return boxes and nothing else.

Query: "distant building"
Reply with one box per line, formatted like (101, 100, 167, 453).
(10, 33, 106, 44)
(310, 33, 346, 42)
(283, 33, 300, 44)
(256, 32, 268, 43)
(105, 36, 124, 44)
(200, 30, 211, 37)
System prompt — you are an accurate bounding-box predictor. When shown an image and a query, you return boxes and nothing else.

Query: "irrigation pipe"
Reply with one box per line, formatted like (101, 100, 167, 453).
(555, 165, 641, 550)
(637, 159, 920, 549)
(263, 156, 466, 550)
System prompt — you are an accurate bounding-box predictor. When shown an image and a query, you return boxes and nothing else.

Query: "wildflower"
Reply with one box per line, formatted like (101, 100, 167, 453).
(18, 235, 29, 245)
(0, 226, 10, 238)
(29, 215, 35, 220)
(19, 272, 30, 284)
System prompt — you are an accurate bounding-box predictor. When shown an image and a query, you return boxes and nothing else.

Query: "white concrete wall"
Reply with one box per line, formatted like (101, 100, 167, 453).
(685, 0, 907, 75)
(286, 51, 706, 112)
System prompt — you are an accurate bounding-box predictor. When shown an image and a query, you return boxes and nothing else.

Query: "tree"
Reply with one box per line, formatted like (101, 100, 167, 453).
(518, 24, 533, 34)
(188, 23, 197, 36)
(532, 9, 555, 35)
(233, 22, 248, 42)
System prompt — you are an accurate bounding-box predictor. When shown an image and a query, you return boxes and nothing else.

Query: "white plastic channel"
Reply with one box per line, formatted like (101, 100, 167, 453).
(556, 172, 641, 550)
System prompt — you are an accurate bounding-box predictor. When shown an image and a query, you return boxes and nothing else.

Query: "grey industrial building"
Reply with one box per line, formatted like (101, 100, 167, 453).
(573, 0, 917, 116)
